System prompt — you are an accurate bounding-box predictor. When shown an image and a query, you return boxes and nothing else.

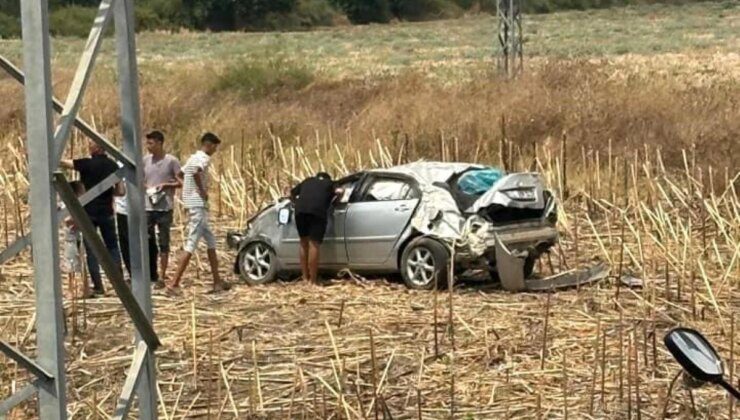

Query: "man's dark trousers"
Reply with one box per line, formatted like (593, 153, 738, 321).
(116, 213, 158, 282)
(83, 214, 122, 293)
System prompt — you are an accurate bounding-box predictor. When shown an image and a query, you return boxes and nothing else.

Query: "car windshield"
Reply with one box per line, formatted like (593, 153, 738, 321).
(456, 168, 505, 197)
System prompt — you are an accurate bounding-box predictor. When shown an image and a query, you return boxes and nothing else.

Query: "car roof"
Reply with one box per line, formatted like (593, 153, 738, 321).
(368, 161, 487, 185)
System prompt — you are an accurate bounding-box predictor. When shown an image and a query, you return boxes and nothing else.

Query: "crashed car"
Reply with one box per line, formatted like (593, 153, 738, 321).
(227, 161, 565, 290)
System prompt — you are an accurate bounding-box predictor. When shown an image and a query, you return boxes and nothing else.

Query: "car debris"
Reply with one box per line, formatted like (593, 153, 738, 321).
(619, 274, 644, 288)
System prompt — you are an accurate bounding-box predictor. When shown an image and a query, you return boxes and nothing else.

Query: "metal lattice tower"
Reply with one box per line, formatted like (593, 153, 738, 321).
(0, 0, 159, 419)
(497, 0, 523, 76)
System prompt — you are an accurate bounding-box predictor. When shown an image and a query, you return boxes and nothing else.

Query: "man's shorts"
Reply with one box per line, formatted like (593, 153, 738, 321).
(295, 212, 328, 243)
(184, 207, 216, 253)
(147, 210, 173, 253)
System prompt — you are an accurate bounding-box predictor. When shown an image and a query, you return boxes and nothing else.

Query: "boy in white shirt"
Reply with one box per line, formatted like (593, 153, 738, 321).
(168, 132, 230, 293)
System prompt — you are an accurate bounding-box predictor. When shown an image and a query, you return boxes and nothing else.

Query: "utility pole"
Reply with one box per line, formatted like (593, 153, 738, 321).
(497, 0, 523, 77)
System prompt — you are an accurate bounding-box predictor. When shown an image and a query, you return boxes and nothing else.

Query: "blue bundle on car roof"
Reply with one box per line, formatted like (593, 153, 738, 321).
(457, 168, 505, 196)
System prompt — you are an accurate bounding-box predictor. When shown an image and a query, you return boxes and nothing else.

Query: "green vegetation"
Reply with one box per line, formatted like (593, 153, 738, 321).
(0, 0, 721, 38)
(1, 1, 733, 80)
(0, 12, 20, 39)
(214, 58, 315, 99)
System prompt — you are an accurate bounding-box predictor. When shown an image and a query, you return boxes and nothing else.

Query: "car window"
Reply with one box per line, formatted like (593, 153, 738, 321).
(362, 178, 417, 202)
(337, 180, 357, 204)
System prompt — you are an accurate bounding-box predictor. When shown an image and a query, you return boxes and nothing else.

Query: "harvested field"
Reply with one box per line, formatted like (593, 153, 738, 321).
(0, 1, 738, 418)
(1, 139, 738, 418)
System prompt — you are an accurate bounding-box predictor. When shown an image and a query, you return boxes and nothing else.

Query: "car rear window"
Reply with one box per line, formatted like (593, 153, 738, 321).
(456, 168, 505, 196)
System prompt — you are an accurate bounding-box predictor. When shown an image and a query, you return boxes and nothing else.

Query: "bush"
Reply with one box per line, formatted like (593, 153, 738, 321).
(451, 0, 476, 8)
(135, 6, 165, 32)
(146, 0, 184, 27)
(254, 0, 339, 30)
(391, 0, 463, 21)
(0, 0, 19, 18)
(50, 6, 99, 37)
(332, 0, 393, 24)
(0, 12, 20, 39)
(296, 0, 341, 27)
(48, 5, 170, 37)
(214, 59, 315, 100)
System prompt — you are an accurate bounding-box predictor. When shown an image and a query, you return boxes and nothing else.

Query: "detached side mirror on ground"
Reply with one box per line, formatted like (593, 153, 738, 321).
(664, 327, 740, 400)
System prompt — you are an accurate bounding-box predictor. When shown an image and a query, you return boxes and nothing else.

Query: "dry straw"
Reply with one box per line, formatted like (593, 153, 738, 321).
(0, 134, 738, 418)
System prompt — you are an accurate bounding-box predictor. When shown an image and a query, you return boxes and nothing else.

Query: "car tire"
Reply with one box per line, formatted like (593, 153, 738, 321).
(238, 242, 278, 286)
(400, 237, 449, 290)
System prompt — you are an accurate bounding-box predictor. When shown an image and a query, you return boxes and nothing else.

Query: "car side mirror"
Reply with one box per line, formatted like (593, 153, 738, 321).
(277, 207, 291, 225)
(664, 327, 723, 383)
(664, 328, 725, 384)
(664, 328, 740, 400)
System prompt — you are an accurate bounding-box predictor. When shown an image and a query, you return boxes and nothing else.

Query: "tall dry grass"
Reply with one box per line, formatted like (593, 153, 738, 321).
(1, 56, 740, 419)
(1, 58, 737, 171)
(0, 58, 737, 228)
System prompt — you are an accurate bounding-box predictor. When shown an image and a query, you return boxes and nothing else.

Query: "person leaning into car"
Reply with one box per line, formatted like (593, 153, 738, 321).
(290, 172, 342, 284)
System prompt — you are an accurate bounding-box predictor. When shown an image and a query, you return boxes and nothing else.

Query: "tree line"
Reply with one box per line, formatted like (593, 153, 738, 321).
(0, 0, 706, 38)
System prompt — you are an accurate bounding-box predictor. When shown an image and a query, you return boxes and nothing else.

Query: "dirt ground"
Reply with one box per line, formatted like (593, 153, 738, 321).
(1, 203, 738, 419)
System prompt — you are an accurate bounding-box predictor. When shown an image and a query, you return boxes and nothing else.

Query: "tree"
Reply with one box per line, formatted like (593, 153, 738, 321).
(330, 0, 392, 23)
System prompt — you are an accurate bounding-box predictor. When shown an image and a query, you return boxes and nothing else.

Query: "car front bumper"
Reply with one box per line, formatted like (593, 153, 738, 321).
(226, 231, 244, 250)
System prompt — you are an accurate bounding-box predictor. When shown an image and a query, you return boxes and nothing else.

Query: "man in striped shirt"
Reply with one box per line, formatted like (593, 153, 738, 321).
(168, 132, 230, 293)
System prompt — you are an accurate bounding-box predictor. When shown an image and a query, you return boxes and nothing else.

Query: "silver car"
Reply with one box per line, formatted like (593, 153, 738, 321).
(227, 162, 559, 290)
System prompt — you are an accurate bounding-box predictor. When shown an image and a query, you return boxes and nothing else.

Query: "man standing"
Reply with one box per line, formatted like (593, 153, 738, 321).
(61, 140, 124, 296)
(143, 130, 181, 286)
(169, 132, 230, 293)
(290, 172, 340, 284)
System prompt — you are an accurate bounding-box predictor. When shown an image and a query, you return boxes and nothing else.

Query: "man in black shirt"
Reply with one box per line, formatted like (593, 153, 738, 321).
(61, 140, 124, 296)
(290, 172, 341, 284)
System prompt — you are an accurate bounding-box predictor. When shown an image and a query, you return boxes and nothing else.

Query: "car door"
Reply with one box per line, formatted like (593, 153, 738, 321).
(344, 175, 420, 267)
(276, 174, 361, 267)
(276, 206, 347, 267)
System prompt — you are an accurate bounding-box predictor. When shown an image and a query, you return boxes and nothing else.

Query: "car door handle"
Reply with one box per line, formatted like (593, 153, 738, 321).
(394, 204, 410, 212)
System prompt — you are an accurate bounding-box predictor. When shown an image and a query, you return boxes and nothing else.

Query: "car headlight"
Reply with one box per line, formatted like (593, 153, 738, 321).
(504, 188, 536, 201)
(226, 231, 244, 249)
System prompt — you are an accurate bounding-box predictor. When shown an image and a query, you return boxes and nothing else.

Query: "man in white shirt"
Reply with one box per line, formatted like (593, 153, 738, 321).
(168, 132, 230, 293)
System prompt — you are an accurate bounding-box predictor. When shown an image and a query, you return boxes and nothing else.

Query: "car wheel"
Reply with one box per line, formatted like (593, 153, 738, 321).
(238, 242, 278, 286)
(401, 237, 449, 290)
